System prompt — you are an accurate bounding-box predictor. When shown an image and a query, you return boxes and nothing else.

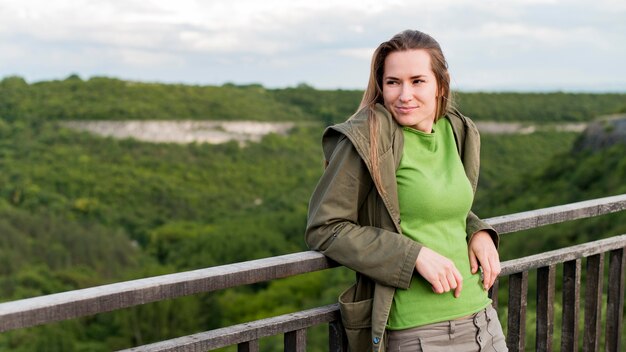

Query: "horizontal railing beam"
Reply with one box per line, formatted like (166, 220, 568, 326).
(120, 304, 340, 352)
(488, 194, 626, 234)
(0, 194, 625, 332)
(500, 234, 626, 276)
(0, 252, 338, 332)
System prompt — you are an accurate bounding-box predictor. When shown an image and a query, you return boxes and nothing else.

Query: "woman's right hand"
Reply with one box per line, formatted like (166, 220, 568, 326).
(415, 247, 463, 298)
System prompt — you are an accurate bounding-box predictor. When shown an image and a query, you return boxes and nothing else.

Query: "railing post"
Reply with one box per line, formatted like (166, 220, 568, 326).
(329, 320, 347, 352)
(507, 271, 528, 352)
(561, 259, 581, 352)
(284, 329, 306, 352)
(536, 265, 556, 352)
(605, 247, 625, 352)
(489, 278, 499, 310)
(583, 253, 604, 352)
(238, 340, 259, 352)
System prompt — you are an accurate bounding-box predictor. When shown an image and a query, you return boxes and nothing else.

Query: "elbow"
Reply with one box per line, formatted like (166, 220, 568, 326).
(305, 221, 347, 252)
(304, 224, 328, 251)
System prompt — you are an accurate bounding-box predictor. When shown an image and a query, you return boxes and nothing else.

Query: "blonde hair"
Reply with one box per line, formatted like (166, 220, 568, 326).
(358, 30, 454, 189)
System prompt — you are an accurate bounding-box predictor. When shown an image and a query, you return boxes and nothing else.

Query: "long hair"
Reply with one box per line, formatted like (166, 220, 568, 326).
(358, 30, 454, 190)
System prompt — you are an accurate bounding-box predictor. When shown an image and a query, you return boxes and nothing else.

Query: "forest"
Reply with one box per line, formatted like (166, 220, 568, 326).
(0, 75, 625, 351)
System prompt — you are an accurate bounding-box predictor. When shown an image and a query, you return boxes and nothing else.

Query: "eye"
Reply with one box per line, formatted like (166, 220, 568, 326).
(413, 79, 425, 85)
(385, 80, 398, 86)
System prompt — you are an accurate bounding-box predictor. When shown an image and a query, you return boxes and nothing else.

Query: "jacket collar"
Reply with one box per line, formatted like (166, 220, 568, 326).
(323, 104, 480, 192)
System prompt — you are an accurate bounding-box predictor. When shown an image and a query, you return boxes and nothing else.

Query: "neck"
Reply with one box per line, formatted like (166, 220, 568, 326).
(410, 119, 435, 133)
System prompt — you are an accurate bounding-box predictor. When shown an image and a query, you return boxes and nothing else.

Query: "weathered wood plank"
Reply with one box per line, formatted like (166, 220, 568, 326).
(284, 329, 306, 352)
(605, 247, 625, 352)
(488, 194, 626, 234)
(237, 340, 258, 352)
(120, 304, 339, 352)
(536, 265, 556, 352)
(583, 254, 604, 352)
(506, 271, 528, 352)
(500, 235, 626, 276)
(560, 259, 581, 352)
(0, 251, 337, 332)
(329, 320, 347, 352)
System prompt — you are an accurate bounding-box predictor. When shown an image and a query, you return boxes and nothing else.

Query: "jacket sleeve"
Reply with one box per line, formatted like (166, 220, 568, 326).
(305, 136, 421, 290)
(466, 211, 499, 248)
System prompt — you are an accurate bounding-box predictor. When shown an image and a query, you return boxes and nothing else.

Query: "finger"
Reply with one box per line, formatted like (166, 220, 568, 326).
(431, 281, 444, 294)
(481, 256, 492, 290)
(440, 274, 451, 293)
(492, 253, 501, 276)
(490, 255, 501, 287)
(453, 268, 463, 298)
(446, 272, 457, 295)
(447, 271, 458, 288)
(482, 258, 496, 291)
(469, 249, 478, 274)
(492, 258, 502, 279)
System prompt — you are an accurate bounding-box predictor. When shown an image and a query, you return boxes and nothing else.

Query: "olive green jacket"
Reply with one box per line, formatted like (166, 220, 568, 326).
(305, 104, 498, 352)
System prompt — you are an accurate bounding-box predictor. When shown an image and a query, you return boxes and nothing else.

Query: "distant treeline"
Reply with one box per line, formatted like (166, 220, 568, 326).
(1, 75, 624, 123)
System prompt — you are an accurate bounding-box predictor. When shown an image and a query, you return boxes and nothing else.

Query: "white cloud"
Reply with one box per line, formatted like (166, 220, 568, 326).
(478, 22, 608, 48)
(115, 48, 184, 67)
(0, 0, 623, 90)
(337, 48, 374, 60)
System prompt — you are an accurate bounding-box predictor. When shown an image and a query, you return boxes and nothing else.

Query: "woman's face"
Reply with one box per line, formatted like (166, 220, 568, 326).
(382, 49, 439, 133)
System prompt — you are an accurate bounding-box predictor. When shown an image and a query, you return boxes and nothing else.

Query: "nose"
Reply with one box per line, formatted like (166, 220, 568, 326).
(399, 83, 412, 103)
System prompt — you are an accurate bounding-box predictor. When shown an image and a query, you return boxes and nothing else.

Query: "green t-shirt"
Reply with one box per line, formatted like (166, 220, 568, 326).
(387, 117, 491, 330)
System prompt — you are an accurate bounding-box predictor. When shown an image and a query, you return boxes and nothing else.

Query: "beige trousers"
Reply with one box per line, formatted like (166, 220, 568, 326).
(386, 305, 508, 352)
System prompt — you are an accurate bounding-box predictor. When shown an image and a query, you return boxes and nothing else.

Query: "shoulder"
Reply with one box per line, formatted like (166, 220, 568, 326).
(446, 108, 478, 133)
(445, 107, 481, 144)
(445, 108, 482, 190)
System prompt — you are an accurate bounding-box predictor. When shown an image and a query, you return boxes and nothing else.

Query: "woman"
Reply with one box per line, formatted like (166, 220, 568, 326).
(305, 30, 508, 351)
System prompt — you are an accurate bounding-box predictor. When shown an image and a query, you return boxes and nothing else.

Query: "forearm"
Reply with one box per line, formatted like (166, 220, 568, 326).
(306, 220, 421, 289)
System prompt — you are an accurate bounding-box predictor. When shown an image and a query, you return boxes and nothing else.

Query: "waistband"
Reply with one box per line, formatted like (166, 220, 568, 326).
(387, 306, 491, 341)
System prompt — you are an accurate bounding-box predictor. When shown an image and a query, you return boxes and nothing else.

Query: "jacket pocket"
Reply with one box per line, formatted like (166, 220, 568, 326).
(338, 284, 373, 352)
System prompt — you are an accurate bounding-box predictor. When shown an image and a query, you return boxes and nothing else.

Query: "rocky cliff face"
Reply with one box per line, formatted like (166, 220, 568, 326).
(60, 120, 295, 145)
(573, 114, 626, 152)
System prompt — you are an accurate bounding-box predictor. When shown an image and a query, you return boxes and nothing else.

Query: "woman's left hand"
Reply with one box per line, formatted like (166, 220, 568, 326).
(468, 230, 501, 291)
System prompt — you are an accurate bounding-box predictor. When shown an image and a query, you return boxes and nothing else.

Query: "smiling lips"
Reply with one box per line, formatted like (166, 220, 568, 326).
(395, 106, 418, 114)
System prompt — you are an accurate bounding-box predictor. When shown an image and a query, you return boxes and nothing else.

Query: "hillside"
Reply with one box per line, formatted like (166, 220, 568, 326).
(0, 117, 323, 350)
(0, 77, 625, 351)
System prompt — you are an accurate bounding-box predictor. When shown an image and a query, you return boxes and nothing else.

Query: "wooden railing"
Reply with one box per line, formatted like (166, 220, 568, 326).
(1, 194, 625, 351)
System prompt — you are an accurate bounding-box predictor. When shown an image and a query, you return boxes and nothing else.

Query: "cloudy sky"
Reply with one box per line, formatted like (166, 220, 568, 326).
(1, 0, 624, 91)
